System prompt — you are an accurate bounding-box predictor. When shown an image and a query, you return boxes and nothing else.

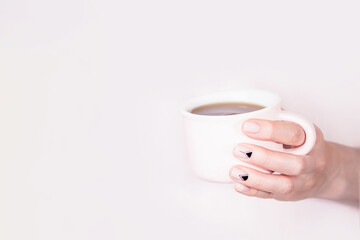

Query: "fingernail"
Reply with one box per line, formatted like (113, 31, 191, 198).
(233, 145, 253, 159)
(235, 183, 250, 192)
(243, 121, 261, 133)
(231, 168, 249, 181)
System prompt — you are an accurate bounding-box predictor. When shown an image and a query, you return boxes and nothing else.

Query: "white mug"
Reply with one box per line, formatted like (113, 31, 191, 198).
(181, 89, 316, 183)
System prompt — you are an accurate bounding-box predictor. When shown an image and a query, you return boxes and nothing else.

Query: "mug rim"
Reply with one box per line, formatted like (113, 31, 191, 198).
(180, 89, 281, 119)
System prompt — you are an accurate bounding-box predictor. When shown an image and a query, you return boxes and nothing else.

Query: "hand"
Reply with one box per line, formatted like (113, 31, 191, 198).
(229, 119, 359, 201)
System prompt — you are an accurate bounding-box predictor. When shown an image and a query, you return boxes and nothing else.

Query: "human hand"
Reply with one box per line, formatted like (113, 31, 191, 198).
(229, 119, 359, 201)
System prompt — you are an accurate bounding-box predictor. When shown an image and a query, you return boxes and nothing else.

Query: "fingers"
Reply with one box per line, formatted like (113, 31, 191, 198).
(232, 143, 309, 175)
(229, 165, 295, 195)
(233, 119, 318, 200)
(234, 183, 273, 199)
(242, 119, 306, 147)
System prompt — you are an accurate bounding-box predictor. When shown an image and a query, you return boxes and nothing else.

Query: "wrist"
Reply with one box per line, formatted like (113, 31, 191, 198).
(318, 141, 359, 201)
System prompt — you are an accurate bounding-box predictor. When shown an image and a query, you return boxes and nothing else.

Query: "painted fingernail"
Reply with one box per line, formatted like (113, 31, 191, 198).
(243, 121, 261, 133)
(235, 183, 250, 192)
(231, 168, 249, 181)
(233, 145, 253, 159)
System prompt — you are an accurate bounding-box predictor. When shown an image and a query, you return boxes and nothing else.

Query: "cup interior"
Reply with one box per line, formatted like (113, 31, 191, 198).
(184, 89, 281, 116)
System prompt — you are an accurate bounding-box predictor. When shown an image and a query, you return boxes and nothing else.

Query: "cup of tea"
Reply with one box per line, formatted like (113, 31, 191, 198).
(180, 89, 316, 183)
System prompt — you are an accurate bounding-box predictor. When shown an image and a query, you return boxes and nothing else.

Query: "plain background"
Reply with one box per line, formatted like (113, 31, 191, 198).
(1, 0, 359, 239)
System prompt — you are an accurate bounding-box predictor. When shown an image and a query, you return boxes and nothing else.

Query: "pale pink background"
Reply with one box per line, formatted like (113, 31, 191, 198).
(0, 0, 359, 239)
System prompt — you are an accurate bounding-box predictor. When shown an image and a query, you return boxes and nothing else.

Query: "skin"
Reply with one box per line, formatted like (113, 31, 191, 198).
(229, 119, 360, 202)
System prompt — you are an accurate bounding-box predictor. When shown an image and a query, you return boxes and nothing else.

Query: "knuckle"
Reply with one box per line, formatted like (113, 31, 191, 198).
(263, 121, 275, 140)
(304, 177, 317, 190)
(292, 157, 306, 175)
(280, 178, 294, 194)
(316, 156, 326, 172)
(257, 148, 271, 167)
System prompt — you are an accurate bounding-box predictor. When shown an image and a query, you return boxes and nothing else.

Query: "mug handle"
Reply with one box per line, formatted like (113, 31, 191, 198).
(277, 111, 316, 155)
